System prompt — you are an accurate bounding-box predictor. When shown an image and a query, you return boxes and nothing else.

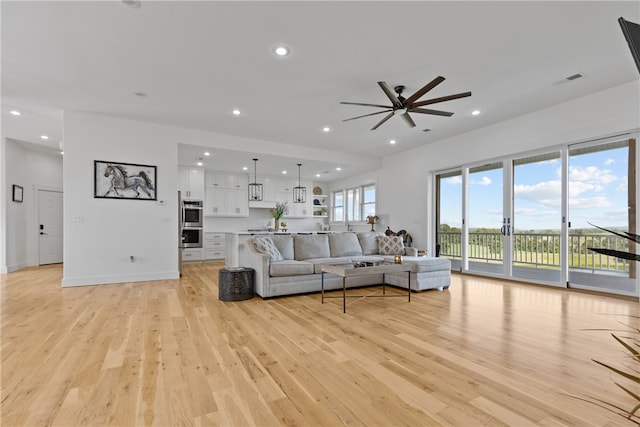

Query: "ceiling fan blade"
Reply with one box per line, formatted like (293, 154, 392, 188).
(412, 91, 472, 107)
(401, 112, 416, 128)
(342, 109, 393, 122)
(377, 81, 402, 107)
(403, 76, 446, 106)
(340, 101, 393, 109)
(408, 107, 454, 117)
(371, 112, 395, 130)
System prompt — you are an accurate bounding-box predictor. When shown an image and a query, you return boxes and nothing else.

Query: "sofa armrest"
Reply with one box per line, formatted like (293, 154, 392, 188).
(244, 242, 270, 297)
(404, 247, 418, 256)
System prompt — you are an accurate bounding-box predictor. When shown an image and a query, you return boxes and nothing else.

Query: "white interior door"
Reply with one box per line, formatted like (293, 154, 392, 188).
(38, 190, 63, 265)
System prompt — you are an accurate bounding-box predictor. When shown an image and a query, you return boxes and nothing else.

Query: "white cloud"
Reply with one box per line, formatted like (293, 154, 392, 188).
(604, 158, 615, 166)
(616, 176, 627, 192)
(568, 196, 613, 209)
(568, 165, 617, 185)
(514, 180, 561, 207)
(445, 176, 462, 185)
(471, 176, 491, 186)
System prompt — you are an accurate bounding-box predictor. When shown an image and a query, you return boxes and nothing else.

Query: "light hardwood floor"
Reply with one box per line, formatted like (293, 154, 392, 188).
(2, 262, 639, 426)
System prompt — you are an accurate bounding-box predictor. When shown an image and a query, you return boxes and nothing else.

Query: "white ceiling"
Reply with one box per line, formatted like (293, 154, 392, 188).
(2, 1, 639, 180)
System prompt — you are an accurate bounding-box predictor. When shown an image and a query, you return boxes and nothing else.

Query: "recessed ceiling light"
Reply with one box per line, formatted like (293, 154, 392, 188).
(204, 152, 210, 156)
(274, 46, 290, 56)
(242, 166, 248, 171)
(282, 170, 287, 175)
(197, 161, 203, 166)
(40, 135, 49, 140)
(316, 173, 321, 177)
(10, 110, 21, 116)
(232, 109, 242, 116)
(389, 139, 397, 145)
(336, 167, 341, 171)
(471, 110, 481, 116)
(322, 126, 331, 133)
(60, 151, 64, 155)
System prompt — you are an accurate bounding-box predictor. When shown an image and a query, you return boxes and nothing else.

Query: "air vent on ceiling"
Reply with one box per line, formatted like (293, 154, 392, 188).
(121, 0, 141, 8)
(422, 128, 431, 132)
(566, 73, 583, 81)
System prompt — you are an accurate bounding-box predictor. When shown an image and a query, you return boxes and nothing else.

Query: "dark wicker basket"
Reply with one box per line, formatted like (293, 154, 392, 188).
(218, 268, 254, 301)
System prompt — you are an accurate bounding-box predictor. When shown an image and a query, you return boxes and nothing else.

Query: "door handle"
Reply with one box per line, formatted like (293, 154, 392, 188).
(40, 232, 48, 235)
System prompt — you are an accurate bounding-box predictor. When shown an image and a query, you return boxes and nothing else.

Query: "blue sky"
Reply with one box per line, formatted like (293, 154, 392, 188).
(440, 145, 630, 231)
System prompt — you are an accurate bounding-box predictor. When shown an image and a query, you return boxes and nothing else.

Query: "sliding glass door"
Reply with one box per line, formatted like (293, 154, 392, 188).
(436, 170, 462, 270)
(434, 135, 638, 296)
(467, 162, 505, 276)
(511, 152, 562, 284)
(567, 138, 636, 295)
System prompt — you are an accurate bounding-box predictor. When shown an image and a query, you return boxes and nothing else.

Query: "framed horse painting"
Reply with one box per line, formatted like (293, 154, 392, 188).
(94, 160, 157, 200)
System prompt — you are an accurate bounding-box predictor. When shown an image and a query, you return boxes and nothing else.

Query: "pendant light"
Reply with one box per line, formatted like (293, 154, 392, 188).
(248, 158, 263, 201)
(293, 163, 306, 203)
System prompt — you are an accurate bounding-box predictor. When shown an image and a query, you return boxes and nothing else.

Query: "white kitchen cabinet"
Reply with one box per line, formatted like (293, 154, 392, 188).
(204, 171, 249, 217)
(205, 173, 227, 188)
(178, 167, 205, 200)
(182, 248, 203, 262)
(204, 232, 225, 260)
(227, 174, 249, 189)
(205, 187, 226, 215)
(226, 188, 249, 216)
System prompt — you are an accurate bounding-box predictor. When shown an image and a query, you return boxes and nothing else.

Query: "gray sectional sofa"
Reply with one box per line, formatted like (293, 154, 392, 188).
(242, 232, 451, 298)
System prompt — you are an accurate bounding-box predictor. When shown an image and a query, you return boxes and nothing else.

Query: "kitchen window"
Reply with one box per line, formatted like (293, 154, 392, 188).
(332, 184, 376, 223)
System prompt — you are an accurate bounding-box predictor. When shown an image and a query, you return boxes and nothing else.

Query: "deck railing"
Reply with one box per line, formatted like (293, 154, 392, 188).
(438, 231, 631, 273)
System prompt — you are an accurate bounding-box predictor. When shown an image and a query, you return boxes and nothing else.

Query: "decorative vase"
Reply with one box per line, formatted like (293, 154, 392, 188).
(274, 219, 279, 231)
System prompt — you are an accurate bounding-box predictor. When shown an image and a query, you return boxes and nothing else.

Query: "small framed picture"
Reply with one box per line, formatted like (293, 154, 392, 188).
(12, 185, 23, 203)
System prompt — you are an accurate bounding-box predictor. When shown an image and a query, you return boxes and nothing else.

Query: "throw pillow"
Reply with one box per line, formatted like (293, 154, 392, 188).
(253, 236, 284, 262)
(377, 235, 404, 255)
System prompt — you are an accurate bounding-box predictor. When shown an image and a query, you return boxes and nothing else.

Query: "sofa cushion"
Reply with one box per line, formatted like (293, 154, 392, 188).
(253, 236, 283, 261)
(329, 233, 363, 257)
(294, 234, 330, 260)
(378, 235, 404, 255)
(271, 234, 294, 260)
(357, 232, 383, 255)
(380, 256, 451, 273)
(270, 260, 314, 277)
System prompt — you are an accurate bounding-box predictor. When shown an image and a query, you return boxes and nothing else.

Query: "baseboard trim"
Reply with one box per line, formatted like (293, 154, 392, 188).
(61, 271, 179, 287)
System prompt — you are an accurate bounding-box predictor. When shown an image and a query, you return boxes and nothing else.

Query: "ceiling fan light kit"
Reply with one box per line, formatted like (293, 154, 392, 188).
(340, 76, 471, 130)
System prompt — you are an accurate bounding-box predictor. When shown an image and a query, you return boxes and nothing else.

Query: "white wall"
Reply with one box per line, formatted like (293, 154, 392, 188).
(62, 112, 181, 286)
(378, 80, 640, 251)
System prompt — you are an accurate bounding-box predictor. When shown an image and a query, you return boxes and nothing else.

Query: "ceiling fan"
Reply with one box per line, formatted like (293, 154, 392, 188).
(340, 76, 471, 130)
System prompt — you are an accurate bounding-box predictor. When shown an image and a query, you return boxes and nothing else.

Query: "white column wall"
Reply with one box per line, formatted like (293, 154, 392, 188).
(62, 112, 180, 286)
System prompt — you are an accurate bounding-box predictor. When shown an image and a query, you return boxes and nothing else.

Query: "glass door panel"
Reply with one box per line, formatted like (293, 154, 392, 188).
(467, 162, 504, 275)
(512, 152, 562, 283)
(568, 138, 636, 295)
(436, 170, 462, 270)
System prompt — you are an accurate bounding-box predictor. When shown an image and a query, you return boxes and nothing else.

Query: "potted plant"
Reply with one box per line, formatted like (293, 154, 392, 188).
(579, 223, 640, 423)
(280, 221, 287, 232)
(270, 201, 288, 231)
